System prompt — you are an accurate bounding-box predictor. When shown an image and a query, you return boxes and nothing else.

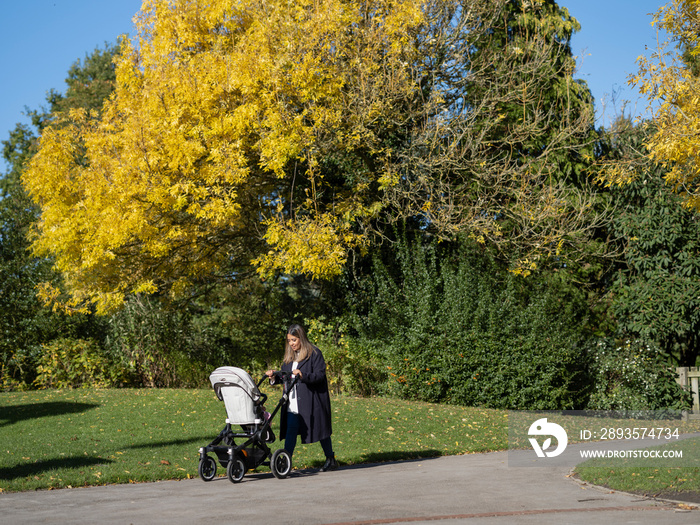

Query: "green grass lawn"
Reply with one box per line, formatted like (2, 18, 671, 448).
(0, 387, 507, 492)
(574, 437, 700, 500)
(2, 387, 700, 500)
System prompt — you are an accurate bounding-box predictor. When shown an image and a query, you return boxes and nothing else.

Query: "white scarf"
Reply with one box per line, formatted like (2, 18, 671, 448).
(288, 360, 299, 414)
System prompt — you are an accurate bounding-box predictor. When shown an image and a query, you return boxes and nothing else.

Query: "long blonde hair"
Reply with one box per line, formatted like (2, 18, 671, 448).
(283, 324, 316, 364)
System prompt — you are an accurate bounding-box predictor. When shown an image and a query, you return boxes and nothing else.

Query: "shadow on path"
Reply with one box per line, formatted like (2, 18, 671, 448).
(222, 449, 445, 485)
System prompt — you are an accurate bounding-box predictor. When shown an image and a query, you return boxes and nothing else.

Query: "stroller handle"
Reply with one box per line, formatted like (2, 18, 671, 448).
(267, 370, 300, 389)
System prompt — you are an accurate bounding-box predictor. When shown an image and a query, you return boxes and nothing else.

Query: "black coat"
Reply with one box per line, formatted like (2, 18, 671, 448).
(276, 347, 333, 444)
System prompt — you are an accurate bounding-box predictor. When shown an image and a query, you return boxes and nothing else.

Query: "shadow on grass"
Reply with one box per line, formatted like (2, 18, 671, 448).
(0, 402, 99, 427)
(127, 436, 213, 450)
(0, 456, 113, 481)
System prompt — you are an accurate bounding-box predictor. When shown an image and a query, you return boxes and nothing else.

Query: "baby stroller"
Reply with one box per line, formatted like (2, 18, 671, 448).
(198, 366, 298, 483)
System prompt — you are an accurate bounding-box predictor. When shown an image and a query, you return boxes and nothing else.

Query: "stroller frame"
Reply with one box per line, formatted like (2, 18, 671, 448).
(198, 368, 298, 483)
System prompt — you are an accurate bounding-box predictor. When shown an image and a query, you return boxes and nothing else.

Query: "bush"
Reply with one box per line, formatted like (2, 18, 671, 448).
(346, 234, 593, 409)
(306, 316, 386, 396)
(103, 296, 211, 387)
(33, 338, 123, 389)
(586, 338, 693, 411)
(1, 345, 43, 391)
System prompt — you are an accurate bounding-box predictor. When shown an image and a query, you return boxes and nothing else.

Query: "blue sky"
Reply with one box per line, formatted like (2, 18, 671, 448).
(0, 0, 667, 172)
(565, 0, 666, 126)
(0, 0, 142, 170)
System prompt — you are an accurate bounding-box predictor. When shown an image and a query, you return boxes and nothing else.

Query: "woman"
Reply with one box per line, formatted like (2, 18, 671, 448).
(266, 324, 338, 472)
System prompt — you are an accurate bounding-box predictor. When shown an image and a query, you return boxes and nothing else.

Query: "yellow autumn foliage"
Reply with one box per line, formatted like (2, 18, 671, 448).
(629, 0, 700, 210)
(24, 0, 424, 312)
(25, 0, 605, 312)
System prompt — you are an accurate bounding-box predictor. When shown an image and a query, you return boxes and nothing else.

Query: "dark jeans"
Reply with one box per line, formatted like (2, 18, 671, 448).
(285, 411, 334, 458)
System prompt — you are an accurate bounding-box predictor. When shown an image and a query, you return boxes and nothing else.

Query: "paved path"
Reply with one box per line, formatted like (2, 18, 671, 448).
(1, 447, 697, 525)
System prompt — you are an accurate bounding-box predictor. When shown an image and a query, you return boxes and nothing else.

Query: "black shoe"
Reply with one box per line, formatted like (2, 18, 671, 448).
(320, 456, 338, 472)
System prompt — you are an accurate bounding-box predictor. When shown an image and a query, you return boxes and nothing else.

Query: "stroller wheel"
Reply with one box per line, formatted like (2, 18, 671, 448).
(270, 448, 292, 479)
(198, 455, 217, 481)
(226, 455, 246, 483)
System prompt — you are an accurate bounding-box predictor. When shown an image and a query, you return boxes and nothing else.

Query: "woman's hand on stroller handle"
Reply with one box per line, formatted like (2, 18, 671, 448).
(265, 369, 301, 387)
(266, 369, 301, 378)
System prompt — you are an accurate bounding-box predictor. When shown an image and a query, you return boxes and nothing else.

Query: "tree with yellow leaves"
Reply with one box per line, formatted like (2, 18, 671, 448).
(25, 0, 426, 312)
(24, 0, 602, 312)
(629, 0, 700, 210)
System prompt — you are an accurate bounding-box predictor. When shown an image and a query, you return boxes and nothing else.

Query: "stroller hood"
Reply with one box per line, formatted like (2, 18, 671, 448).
(209, 367, 262, 425)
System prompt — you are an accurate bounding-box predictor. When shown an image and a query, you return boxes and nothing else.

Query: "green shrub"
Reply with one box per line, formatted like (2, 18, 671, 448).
(306, 316, 386, 396)
(586, 338, 693, 411)
(346, 234, 593, 409)
(103, 297, 210, 388)
(1, 345, 43, 390)
(33, 338, 122, 389)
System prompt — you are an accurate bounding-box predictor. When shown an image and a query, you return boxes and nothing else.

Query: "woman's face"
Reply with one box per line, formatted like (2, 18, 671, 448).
(287, 334, 301, 352)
